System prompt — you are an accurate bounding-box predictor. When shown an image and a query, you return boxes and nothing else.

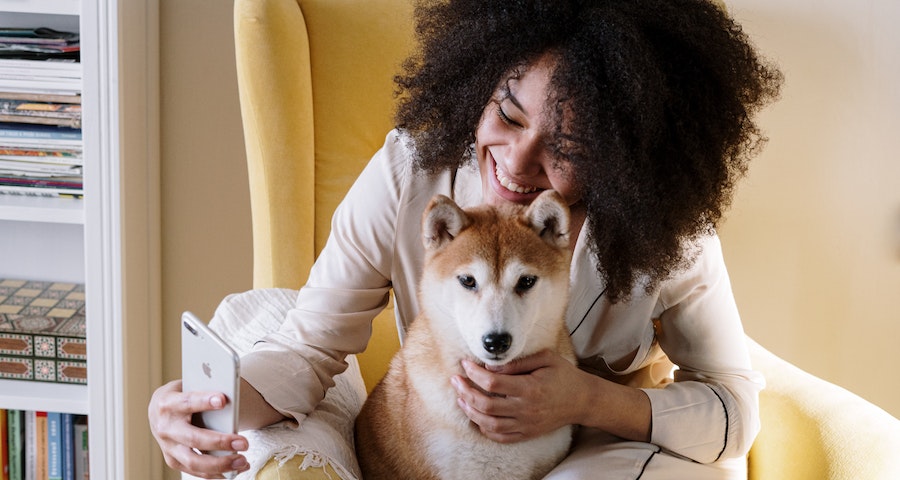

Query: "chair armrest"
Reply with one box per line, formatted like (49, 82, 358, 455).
(748, 338, 900, 479)
(190, 288, 366, 480)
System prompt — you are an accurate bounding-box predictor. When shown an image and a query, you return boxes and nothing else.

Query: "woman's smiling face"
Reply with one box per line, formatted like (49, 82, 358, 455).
(475, 54, 581, 210)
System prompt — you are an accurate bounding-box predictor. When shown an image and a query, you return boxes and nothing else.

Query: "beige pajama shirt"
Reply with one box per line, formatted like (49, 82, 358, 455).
(242, 130, 762, 479)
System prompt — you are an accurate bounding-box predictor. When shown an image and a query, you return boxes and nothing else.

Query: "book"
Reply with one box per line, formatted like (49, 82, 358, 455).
(0, 175, 82, 192)
(1, 408, 8, 480)
(0, 148, 83, 166)
(59, 415, 73, 480)
(0, 46, 80, 62)
(0, 160, 82, 176)
(7, 410, 22, 480)
(23, 411, 33, 480)
(0, 175, 82, 191)
(71, 417, 86, 480)
(0, 186, 83, 199)
(0, 100, 81, 129)
(34, 412, 48, 480)
(0, 124, 81, 147)
(46, 413, 60, 480)
(0, 29, 79, 48)
(0, 92, 80, 105)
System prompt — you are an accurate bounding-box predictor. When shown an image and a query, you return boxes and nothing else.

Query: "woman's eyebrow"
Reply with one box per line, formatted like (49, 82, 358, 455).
(500, 77, 528, 115)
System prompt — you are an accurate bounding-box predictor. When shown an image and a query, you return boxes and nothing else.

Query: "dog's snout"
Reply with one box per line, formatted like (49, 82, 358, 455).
(482, 332, 512, 354)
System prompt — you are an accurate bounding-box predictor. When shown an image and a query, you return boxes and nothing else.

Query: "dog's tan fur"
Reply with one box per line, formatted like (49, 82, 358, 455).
(355, 191, 576, 480)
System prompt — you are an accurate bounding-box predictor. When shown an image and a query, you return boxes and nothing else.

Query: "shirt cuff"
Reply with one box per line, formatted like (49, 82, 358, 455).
(240, 348, 329, 425)
(642, 381, 728, 463)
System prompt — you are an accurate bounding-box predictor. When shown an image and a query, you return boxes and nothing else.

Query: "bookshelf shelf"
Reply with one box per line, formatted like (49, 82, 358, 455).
(0, 0, 79, 16)
(0, 196, 84, 224)
(0, 379, 87, 414)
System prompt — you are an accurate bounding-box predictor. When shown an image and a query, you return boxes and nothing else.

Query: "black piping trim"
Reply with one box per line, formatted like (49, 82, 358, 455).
(568, 286, 607, 336)
(706, 384, 729, 462)
(636, 446, 662, 479)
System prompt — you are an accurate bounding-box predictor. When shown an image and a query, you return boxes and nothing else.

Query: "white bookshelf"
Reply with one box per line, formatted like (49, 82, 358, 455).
(0, 0, 78, 16)
(0, 1, 160, 479)
(0, 197, 84, 224)
(0, 379, 87, 414)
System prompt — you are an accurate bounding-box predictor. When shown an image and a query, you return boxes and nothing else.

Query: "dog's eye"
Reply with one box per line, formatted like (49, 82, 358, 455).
(515, 275, 537, 293)
(458, 275, 477, 291)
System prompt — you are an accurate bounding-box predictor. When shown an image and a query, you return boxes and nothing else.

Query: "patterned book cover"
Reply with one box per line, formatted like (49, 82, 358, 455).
(0, 278, 85, 344)
(0, 279, 86, 385)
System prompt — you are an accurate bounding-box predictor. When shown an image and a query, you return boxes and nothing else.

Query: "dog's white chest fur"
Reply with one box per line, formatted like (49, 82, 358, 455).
(403, 321, 574, 479)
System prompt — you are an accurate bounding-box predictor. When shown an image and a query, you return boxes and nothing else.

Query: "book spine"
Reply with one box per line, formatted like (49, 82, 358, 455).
(0, 186, 83, 199)
(45, 413, 60, 480)
(23, 412, 33, 480)
(59, 415, 73, 480)
(34, 413, 47, 480)
(1, 408, 8, 480)
(71, 418, 86, 480)
(0, 125, 81, 142)
(7, 410, 22, 480)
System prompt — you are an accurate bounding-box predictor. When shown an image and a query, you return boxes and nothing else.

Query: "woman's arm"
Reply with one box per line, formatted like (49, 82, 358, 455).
(642, 234, 763, 462)
(238, 130, 411, 424)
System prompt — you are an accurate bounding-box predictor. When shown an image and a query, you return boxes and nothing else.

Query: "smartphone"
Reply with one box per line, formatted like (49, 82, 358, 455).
(181, 311, 240, 457)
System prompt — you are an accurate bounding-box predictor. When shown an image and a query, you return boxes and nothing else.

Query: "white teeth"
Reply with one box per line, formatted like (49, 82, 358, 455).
(495, 164, 538, 194)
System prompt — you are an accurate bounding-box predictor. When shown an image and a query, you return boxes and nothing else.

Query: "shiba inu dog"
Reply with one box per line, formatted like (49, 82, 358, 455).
(355, 190, 576, 480)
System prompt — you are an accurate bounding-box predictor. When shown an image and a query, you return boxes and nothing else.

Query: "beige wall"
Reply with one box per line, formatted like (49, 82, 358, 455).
(153, 0, 899, 477)
(719, 0, 900, 416)
(157, 1, 252, 478)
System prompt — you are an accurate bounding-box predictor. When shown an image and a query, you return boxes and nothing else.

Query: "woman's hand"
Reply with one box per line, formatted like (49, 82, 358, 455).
(148, 379, 250, 478)
(451, 349, 652, 444)
(450, 349, 587, 443)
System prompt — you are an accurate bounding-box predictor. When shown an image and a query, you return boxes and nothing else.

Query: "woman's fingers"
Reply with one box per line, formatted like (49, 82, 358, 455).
(149, 379, 250, 477)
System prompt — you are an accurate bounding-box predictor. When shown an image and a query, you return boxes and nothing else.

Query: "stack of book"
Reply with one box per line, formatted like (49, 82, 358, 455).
(0, 27, 82, 199)
(0, 279, 86, 385)
(1, 409, 89, 480)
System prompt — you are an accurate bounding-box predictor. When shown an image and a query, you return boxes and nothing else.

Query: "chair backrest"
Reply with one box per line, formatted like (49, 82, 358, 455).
(233, 3, 900, 479)
(233, 0, 413, 387)
(234, 0, 414, 289)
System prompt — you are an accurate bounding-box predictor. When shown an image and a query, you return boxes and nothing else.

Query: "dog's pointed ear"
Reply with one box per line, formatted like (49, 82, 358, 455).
(422, 194, 472, 250)
(524, 190, 570, 249)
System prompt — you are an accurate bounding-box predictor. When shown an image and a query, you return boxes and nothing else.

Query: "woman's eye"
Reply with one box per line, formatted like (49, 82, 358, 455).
(496, 104, 513, 124)
(458, 275, 477, 291)
(515, 275, 537, 293)
(496, 104, 520, 127)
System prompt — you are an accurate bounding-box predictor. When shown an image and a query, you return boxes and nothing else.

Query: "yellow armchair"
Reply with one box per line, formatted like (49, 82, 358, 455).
(233, 0, 900, 478)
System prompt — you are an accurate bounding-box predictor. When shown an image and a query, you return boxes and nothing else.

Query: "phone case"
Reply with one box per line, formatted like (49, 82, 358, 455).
(181, 311, 240, 457)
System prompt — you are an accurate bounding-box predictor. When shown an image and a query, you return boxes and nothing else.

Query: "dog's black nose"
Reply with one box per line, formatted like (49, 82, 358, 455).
(482, 332, 512, 354)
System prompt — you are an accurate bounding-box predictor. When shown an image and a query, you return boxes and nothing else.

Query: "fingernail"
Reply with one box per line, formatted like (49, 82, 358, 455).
(210, 395, 224, 408)
(451, 377, 461, 390)
(232, 457, 248, 470)
(232, 439, 248, 451)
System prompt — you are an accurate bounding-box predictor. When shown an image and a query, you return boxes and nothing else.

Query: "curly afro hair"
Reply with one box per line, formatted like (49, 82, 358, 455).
(394, 0, 783, 301)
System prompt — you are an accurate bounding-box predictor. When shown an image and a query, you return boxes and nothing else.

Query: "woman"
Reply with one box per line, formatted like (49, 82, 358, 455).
(150, 0, 782, 478)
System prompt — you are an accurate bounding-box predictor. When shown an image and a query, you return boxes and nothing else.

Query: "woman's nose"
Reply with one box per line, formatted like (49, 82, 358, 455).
(505, 136, 546, 177)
